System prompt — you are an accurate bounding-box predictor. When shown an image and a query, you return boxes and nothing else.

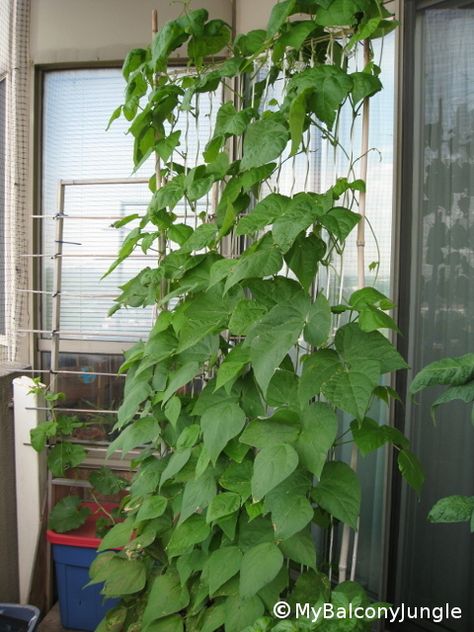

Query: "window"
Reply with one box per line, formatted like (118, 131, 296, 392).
(39, 68, 220, 413)
(256, 33, 396, 597)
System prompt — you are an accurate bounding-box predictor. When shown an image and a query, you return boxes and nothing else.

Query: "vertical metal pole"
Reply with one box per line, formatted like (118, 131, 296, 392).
(45, 181, 65, 608)
(50, 181, 65, 393)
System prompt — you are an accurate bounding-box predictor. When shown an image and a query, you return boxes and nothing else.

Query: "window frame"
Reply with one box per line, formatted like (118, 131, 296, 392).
(387, 1, 474, 630)
(34, 63, 128, 365)
(33, 60, 231, 366)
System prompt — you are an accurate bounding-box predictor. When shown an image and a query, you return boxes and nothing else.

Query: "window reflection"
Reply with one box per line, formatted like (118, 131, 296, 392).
(398, 10, 474, 631)
(41, 352, 123, 443)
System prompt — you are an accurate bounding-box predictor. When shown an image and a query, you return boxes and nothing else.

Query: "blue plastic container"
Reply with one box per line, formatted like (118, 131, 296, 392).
(47, 504, 119, 631)
(51, 545, 119, 631)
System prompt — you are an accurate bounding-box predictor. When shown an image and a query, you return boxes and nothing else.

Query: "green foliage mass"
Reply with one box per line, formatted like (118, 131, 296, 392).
(33, 2, 422, 631)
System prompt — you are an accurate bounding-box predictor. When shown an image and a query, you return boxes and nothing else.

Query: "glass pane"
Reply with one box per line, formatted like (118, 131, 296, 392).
(41, 69, 220, 341)
(319, 34, 395, 299)
(41, 352, 124, 442)
(261, 34, 396, 596)
(354, 33, 395, 596)
(397, 9, 474, 631)
(328, 34, 396, 597)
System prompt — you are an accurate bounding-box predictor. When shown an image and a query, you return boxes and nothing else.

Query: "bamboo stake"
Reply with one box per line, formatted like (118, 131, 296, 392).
(356, 41, 371, 291)
(338, 39, 371, 584)
(152, 10, 168, 311)
(338, 446, 359, 581)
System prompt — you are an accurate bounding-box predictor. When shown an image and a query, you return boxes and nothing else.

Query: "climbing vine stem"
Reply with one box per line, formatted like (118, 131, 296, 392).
(35, 3, 427, 631)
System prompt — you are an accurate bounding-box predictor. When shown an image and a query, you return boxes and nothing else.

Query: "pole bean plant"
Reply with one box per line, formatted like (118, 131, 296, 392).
(36, 1, 426, 630)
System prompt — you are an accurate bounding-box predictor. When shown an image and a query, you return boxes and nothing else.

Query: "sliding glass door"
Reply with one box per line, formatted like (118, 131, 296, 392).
(393, 3, 474, 631)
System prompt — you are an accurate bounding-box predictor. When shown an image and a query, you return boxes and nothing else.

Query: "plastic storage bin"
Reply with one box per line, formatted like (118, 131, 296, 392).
(0, 604, 40, 632)
(47, 503, 119, 632)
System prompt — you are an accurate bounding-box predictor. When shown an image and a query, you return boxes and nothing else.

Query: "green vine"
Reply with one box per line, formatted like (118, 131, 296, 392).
(32, 2, 425, 631)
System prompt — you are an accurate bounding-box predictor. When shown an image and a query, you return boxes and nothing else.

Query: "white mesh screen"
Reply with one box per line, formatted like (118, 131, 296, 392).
(0, 0, 30, 363)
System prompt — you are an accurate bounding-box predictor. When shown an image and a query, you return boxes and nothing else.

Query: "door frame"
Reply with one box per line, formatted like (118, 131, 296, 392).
(387, 1, 474, 629)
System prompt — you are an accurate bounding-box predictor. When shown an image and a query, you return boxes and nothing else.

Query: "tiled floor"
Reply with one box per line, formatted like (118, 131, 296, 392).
(37, 603, 80, 632)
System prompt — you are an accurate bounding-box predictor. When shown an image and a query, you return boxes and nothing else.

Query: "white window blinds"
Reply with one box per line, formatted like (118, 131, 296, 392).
(41, 68, 219, 342)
